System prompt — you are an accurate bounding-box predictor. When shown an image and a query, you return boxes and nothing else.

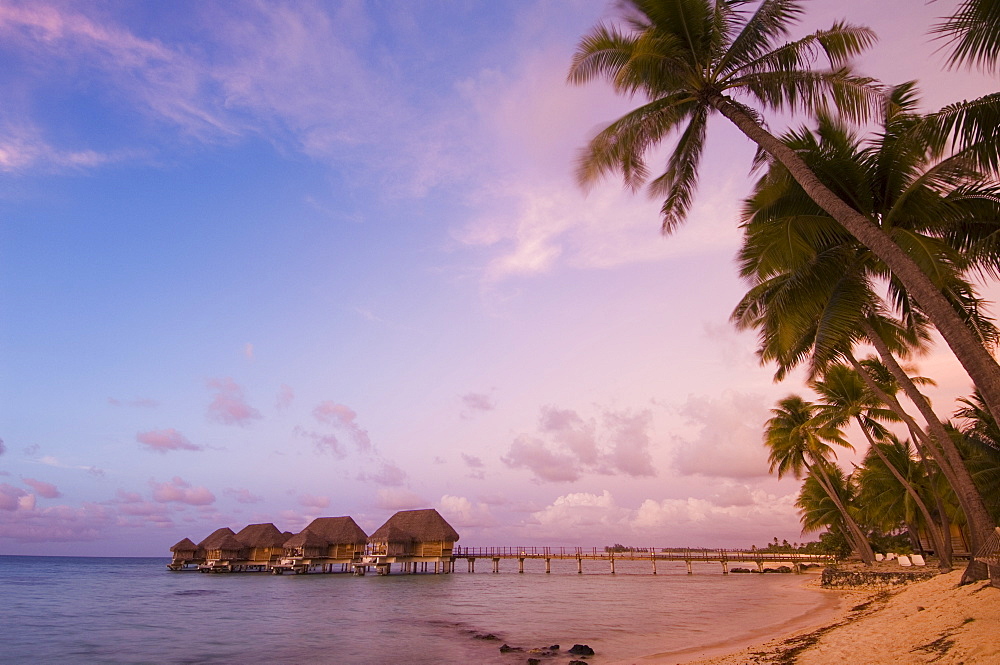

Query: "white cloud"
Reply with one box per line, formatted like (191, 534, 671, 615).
(671, 392, 773, 479)
(502, 405, 657, 482)
(438, 495, 495, 528)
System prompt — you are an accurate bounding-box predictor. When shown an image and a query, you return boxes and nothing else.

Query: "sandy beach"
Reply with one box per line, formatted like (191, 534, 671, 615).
(624, 567, 999, 664)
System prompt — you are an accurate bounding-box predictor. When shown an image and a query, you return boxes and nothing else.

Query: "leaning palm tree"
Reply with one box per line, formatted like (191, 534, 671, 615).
(569, 0, 1000, 426)
(855, 436, 939, 553)
(730, 91, 999, 579)
(764, 395, 875, 562)
(813, 364, 952, 568)
(796, 464, 860, 556)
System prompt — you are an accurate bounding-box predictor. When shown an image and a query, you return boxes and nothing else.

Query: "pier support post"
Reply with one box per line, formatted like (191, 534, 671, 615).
(434, 561, 439, 574)
(652, 556, 657, 575)
(721, 561, 729, 575)
(492, 558, 500, 573)
(577, 557, 583, 574)
(756, 561, 764, 573)
(545, 558, 551, 574)
(686, 560, 692, 575)
(793, 563, 802, 575)
(610, 556, 615, 574)
(468, 558, 475, 573)
(518, 558, 525, 574)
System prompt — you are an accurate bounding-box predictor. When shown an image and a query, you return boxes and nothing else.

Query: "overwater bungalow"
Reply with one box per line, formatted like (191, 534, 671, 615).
(197, 527, 247, 573)
(234, 523, 288, 571)
(167, 537, 202, 571)
(274, 516, 368, 574)
(364, 508, 460, 574)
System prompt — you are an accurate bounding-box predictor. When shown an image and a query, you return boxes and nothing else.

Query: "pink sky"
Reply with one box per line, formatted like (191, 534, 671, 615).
(0, 0, 995, 556)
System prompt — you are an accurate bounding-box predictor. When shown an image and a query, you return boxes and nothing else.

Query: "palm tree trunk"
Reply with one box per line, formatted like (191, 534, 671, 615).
(852, 414, 952, 570)
(861, 324, 995, 582)
(806, 460, 876, 564)
(707, 92, 1000, 429)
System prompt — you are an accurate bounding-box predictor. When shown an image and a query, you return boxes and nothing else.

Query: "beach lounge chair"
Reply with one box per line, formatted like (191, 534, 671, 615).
(910, 554, 926, 566)
(898, 555, 912, 567)
(886, 553, 897, 560)
(875, 553, 884, 562)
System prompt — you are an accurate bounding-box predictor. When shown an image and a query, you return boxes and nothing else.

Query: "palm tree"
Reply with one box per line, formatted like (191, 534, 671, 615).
(568, 0, 1000, 427)
(932, 0, 1000, 72)
(855, 436, 941, 554)
(764, 395, 875, 562)
(796, 464, 860, 558)
(812, 364, 952, 568)
(729, 91, 999, 578)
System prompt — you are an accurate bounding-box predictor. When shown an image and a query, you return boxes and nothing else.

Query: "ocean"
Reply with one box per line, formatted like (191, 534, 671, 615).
(0, 555, 838, 664)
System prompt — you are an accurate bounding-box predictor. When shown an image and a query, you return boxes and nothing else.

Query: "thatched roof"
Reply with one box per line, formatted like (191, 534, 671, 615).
(303, 516, 368, 544)
(198, 527, 236, 549)
(283, 530, 330, 549)
(210, 534, 246, 552)
(368, 509, 459, 543)
(170, 537, 197, 552)
(235, 523, 287, 548)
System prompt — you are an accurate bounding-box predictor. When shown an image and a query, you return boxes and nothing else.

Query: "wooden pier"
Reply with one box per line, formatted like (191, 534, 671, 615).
(448, 546, 835, 575)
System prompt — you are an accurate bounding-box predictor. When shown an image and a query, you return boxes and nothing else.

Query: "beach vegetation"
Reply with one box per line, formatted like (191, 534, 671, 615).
(570, 0, 1000, 582)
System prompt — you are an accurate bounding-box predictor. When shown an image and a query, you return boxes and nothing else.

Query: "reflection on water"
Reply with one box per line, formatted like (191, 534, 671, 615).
(0, 556, 834, 664)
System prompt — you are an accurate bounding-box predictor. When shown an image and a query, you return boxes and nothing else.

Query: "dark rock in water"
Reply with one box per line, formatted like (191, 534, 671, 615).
(548, 645, 559, 651)
(569, 661, 589, 665)
(474, 633, 500, 641)
(499, 644, 523, 653)
(568, 644, 595, 655)
(527, 659, 541, 665)
(730, 567, 752, 573)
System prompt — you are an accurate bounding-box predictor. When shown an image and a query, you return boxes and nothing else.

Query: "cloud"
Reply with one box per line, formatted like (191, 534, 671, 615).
(313, 401, 371, 452)
(150, 477, 216, 506)
(21, 478, 61, 499)
(224, 487, 263, 504)
(206, 377, 261, 426)
(461, 453, 485, 478)
(298, 493, 330, 509)
(0, 483, 29, 511)
(501, 435, 582, 482)
(293, 426, 346, 458)
(136, 428, 202, 453)
(671, 392, 772, 479)
(438, 495, 495, 528)
(36, 455, 104, 477)
(502, 405, 657, 482)
(275, 384, 294, 411)
(360, 460, 407, 487)
(531, 490, 630, 530)
(460, 392, 495, 418)
(374, 488, 426, 511)
(0, 500, 117, 543)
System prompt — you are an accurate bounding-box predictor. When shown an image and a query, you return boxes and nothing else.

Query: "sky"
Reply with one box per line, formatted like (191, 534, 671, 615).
(1, 0, 996, 557)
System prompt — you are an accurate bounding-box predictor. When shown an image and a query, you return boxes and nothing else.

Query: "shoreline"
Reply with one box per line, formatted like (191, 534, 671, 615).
(616, 567, 998, 664)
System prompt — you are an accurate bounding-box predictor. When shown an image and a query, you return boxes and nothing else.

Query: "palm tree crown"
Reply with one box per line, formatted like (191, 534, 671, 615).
(568, 0, 876, 232)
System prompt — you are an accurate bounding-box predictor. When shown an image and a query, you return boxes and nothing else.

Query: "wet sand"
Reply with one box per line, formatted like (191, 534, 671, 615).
(618, 568, 999, 664)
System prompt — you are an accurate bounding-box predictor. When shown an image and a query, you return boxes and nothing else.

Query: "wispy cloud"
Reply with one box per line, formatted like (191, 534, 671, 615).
(313, 401, 371, 452)
(150, 477, 215, 506)
(206, 377, 261, 426)
(21, 477, 60, 499)
(136, 428, 202, 454)
(502, 405, 657, 482)
(224, 487, 263, 505)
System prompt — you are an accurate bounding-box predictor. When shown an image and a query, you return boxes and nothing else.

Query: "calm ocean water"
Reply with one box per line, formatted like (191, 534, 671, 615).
(0, 555, 837, 664)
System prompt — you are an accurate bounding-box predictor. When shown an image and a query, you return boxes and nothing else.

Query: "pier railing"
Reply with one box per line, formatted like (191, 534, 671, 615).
(451, 546, 836, 563)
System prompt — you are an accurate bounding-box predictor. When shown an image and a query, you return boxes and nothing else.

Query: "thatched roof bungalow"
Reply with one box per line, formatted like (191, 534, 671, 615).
(235, 523, 287, 565)
(368, 509, 459, 558)
(199, 527, 246, 563)
(303, 516, 368, 560)
(167, 537, 202, 570)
